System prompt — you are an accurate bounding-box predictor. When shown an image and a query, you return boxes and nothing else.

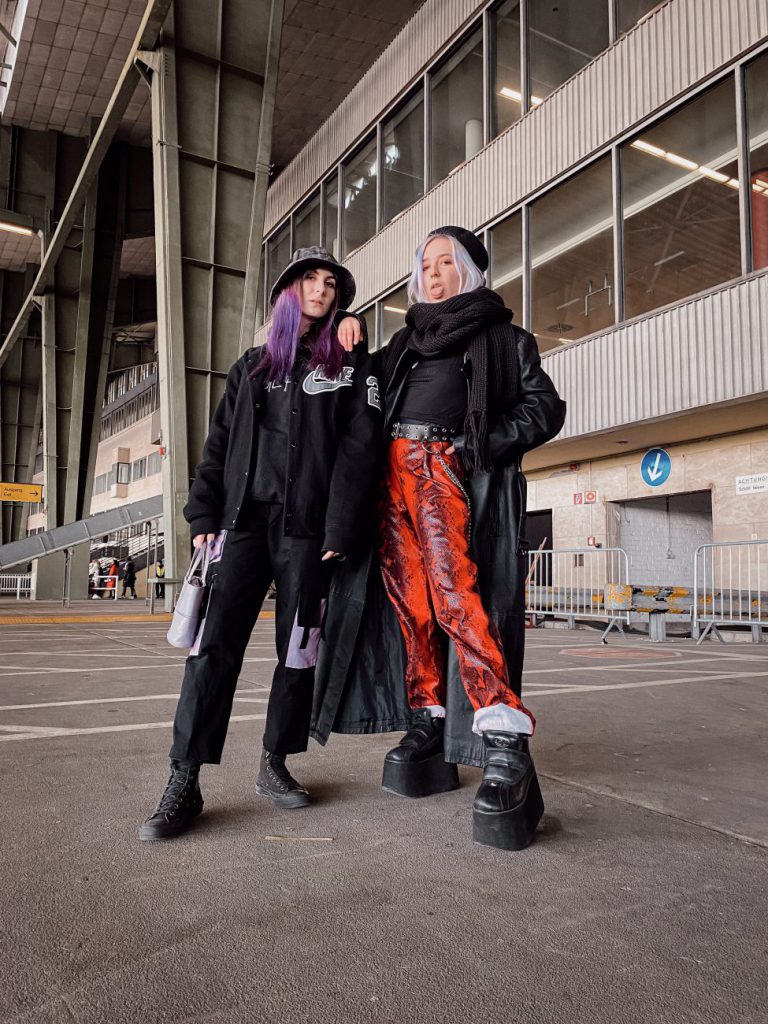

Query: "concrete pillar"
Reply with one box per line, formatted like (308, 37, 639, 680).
(147, 0, 284, 598)
(31, 544, 89, 601)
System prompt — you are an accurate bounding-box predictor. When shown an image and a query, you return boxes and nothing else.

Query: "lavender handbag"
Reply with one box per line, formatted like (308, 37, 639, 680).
(166, 545, 211, 648)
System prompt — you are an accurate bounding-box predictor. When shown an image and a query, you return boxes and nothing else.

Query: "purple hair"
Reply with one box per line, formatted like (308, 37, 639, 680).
(255, 277, 343, 384)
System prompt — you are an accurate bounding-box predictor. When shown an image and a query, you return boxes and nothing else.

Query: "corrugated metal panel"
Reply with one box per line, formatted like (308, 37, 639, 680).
(544, 273, 768, 439)
(326, 0, 768, 308)
(264, 0, 485, 231)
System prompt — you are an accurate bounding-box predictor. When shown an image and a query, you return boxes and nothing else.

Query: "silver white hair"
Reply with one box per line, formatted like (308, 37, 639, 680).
(407, 234, 485, 306)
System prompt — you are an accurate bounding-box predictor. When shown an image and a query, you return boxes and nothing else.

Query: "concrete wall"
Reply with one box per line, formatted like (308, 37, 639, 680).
(89, 415, 162, 516)
(527, 427, 768, 566)
(614, 492, 712, 588)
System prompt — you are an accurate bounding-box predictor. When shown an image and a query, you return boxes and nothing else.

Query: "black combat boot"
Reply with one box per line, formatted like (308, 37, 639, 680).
(139, 761, 203, 841)
(255, 749, 311, 809)
(472, 731, 544, 851)
(382, 709, 460, 798)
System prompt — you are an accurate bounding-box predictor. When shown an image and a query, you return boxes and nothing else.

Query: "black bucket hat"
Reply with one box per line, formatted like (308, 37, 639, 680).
(427, 226, 489, 273)
(269, 245, 356, 310)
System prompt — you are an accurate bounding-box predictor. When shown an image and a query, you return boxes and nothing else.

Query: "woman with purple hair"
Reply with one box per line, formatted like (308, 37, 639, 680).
(314, 227, 566, 851)
(140, 247, 382, 841)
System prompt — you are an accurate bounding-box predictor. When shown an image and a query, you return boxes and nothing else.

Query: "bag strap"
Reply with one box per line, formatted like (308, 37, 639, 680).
(185, 545, 206, 583)
(185, 537, 215, 584)
(200, 542, 212, 585)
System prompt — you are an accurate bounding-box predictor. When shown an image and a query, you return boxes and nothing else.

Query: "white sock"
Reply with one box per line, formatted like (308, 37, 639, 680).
(422, 705, 446, 718)
(472, 704, 534, 737)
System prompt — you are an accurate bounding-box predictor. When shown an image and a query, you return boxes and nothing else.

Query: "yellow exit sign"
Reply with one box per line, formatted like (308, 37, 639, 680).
(0, 482, 43, 502)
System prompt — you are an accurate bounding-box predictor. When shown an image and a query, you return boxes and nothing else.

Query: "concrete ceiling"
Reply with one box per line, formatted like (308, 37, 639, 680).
(0, 0, 424, 275)
(272, 0, 425, 172)
(526, 395, 768, 474)
(1, 0, 150, 144)
(0, 0, 425, 164)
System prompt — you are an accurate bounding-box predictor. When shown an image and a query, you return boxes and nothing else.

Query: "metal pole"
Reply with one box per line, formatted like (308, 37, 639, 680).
(62, 547, 71, 608)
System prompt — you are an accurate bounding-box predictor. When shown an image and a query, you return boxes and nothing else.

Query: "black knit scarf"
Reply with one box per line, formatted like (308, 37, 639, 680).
(402, 287, 519, 472)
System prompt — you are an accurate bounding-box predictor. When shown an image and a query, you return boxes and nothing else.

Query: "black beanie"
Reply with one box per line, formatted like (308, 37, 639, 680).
(427, 225, 488, 273)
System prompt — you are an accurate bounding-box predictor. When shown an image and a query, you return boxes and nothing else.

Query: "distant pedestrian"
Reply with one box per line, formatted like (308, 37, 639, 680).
(121, 559, 137, 599)
(155, 560, 166, 599)
(89, 559, 101, 599)
(106, 559, 119, 595)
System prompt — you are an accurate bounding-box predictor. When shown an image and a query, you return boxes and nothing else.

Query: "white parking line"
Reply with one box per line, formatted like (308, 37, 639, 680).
(0, 689, 268, 712)
(525, 657, 693, 675)
(526, 669, 768, 698)
(0, 656, 277, 678)
(0, 713, 267, 742)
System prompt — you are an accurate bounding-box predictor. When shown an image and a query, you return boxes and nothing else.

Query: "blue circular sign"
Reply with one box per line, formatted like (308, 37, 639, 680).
(641, 447, 671, 487)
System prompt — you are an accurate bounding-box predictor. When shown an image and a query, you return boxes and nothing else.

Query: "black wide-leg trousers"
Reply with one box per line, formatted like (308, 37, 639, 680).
(170, 503, 330, 764)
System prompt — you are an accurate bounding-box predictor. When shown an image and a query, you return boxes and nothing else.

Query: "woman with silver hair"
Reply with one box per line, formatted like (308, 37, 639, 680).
(316, 226, 566, 851)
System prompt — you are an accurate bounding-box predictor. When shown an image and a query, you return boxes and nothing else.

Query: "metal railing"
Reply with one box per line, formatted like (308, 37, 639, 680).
(693, 540, 767, 644)
(525, 547, 630, 641)
(146, 575, 182, 614)
(0, 573, 32, 599)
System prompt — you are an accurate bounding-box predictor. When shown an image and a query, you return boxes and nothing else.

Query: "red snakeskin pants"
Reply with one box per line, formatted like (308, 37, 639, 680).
(379, 439, 533, 725)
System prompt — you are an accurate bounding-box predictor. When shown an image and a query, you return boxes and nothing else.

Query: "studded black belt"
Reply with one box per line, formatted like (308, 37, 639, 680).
(390, 422, 456, 442)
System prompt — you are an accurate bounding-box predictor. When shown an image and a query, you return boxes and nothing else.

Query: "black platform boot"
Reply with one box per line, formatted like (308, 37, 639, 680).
(138, 761, 203, 841)
(472, 732, 544, 851)
(255, 749, 311, 809)
(382, 709, 460, 798)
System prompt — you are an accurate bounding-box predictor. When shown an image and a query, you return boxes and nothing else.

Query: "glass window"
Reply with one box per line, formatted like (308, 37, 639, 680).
(622, 78, 741, 320)
(380, 285, 410, 346)
(430, 28, 484, 186)
(147, 452, 162, 475)
(490, 211, 523, 323)
(354, 303, 377, 349)
(132, 457, 147, 481)
(529, 0, 609, 103)
(293, 189, 321, 250)
(617, 1, 661, 36)
(266, 223, 291, 302)
(343, 133, 378, 257)
(116, 463, 130, 485)
(382, 90, 424, 226)
(493, 0, 522, 136)
(747, 54, 768, 272)
(323, 173, 340, 258)
(531, 155, 614, 352)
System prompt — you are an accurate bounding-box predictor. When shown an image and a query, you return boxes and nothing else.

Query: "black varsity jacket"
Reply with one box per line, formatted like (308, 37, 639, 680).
(183, 344, 383, 555)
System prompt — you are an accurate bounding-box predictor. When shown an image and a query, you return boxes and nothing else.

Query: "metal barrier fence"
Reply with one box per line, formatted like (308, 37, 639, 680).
(0, 573, 32, 599)
(693, 540, 767, 644)
(525, 547, 630, 641)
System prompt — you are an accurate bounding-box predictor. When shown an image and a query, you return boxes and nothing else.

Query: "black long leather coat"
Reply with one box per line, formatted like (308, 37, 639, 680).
(311, 322, 566, 767)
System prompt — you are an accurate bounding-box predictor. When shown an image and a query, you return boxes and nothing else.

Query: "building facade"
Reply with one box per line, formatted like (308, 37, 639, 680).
(254, 0, 768, 588)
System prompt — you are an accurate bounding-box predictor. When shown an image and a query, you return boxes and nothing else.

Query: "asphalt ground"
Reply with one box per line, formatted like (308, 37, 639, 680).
(1, 601, 767, 1024)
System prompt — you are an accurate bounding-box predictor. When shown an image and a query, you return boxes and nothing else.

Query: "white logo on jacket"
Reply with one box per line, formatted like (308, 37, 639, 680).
(302, 366, 354, 395)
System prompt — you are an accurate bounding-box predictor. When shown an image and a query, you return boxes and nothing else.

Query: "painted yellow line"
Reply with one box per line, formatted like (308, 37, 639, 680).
(0, 610, 276, 625)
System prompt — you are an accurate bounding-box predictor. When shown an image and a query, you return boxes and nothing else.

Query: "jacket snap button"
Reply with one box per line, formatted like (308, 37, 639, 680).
(288, 476, 295, 484)
(291, 408, 298, 415)
(290, 442, 297, 448)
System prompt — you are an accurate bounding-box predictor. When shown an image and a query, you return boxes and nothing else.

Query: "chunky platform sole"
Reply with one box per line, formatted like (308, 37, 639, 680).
(472, 774, 544, 851)
(255, 781, 311, 809)
(138, 802, 203, 841)
(381, 752, 460, 798)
